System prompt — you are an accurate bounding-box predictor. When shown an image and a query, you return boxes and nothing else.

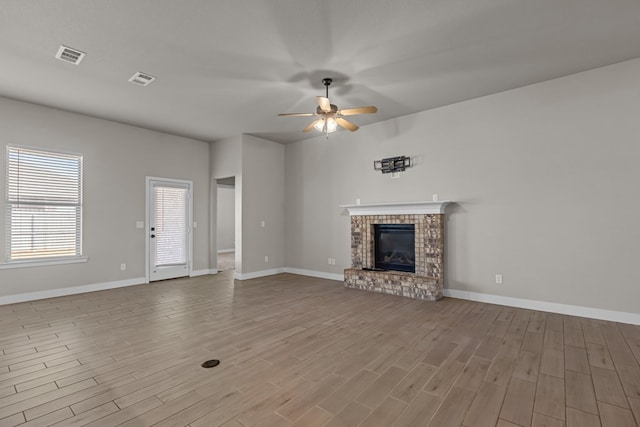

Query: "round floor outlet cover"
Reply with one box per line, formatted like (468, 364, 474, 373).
(201, 359, 220, 368)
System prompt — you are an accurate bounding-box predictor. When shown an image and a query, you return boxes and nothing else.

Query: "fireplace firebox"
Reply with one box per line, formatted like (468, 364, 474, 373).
(374, 224, 415, 273)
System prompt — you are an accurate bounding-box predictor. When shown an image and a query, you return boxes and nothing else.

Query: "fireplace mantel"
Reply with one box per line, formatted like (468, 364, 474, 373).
(340, 200, 451, 216)
(343, 201, 450, 301)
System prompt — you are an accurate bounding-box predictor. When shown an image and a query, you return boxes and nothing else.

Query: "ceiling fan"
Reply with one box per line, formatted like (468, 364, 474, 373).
(278, 78, 377, 135)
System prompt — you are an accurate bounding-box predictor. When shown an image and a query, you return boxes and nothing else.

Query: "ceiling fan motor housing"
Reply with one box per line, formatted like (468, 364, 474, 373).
(317, 105, 338, 114)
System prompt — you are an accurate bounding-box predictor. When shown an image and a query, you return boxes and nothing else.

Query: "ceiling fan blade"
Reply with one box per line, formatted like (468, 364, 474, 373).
(336, 118, 359, 132)
(338, 106, 378, 116)
(303, 119, 322, 133)
(278, 112, 316, 117)
(317, 96, 332, 113)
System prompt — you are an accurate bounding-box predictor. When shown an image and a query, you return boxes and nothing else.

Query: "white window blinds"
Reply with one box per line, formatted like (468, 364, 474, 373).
(153, 185, 187, 266)
(6, 146, 83, 261)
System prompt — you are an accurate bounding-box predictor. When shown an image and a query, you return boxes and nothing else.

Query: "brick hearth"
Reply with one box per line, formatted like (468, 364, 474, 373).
(341, 202, 449, 301)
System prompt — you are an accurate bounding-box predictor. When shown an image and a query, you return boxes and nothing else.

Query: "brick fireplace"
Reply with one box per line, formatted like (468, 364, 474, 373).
(341, 201, 450, 301)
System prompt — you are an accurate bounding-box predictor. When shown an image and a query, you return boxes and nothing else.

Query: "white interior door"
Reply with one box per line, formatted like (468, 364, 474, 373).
(148, 179, 192, 281)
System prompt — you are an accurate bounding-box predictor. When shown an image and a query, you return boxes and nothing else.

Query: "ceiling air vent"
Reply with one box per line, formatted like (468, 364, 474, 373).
(55, 45, 86, 65)
(128, 72, 156, 86)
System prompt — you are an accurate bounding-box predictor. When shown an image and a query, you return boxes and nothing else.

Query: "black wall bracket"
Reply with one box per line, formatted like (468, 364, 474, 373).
(373, 156, 412, 174)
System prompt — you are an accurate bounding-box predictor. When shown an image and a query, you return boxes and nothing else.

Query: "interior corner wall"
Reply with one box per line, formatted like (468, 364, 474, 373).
(241, 134, 285, 274)
(0, 96, 211, 298)
(210, 136, 242, 272)
(284, 57, 640, 315)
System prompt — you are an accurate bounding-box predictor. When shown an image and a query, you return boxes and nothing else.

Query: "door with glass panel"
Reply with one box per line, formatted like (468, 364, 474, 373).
(148, 179, 192, 281)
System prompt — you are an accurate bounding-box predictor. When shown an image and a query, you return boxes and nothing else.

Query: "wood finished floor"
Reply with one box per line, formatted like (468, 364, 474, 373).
(1, 272, 639, 426)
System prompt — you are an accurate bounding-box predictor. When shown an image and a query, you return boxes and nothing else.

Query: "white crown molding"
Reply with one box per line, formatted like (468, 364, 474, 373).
(339, 201, 451, 216)
(444, 289, 640, 326)
(0, 277, 146, 306)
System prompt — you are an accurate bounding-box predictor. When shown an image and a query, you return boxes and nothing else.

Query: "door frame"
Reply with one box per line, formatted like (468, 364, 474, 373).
(145, 176, 193, 283)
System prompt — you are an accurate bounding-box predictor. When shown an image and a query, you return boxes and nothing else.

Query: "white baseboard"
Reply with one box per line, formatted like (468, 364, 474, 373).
(234, 268, 285, 280)
(0, 277, 147, 306)
(217, 249, 235, 254)
(284, 268, 344, 282)
(232, 267, 344, 282)
(5, 269, 636, 325)
(278, 269, 640, 324)
(191, 269, 217, 277)
(444, 289, 640, 325)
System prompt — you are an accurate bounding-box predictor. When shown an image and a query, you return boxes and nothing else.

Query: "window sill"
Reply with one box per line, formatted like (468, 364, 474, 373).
(0, 256, 89, 270)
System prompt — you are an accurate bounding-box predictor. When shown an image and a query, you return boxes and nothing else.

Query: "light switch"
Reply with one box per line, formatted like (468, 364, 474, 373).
(136, 221, 144, 228)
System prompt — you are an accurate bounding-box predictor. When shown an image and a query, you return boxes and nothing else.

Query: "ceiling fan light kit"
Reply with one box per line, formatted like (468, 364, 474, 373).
(314, 117, 338, 133)
(278, 78, 377, 137)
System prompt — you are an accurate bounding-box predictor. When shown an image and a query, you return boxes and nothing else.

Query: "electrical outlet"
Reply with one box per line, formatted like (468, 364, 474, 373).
(432, 194, 439, 201)
(328, 258, 332, 265)
(136, 221, 144, 229)
(120, 263, 126, 271)
(261, 220, 265, 228)
(264, 255, 268, 263)
(495, 274, 503, 284)
(193, 221, 198, 228)
(331, 258, 336, 265)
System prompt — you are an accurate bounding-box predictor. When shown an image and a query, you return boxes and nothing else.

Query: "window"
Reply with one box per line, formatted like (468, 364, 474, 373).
(6, 145, 83, 262)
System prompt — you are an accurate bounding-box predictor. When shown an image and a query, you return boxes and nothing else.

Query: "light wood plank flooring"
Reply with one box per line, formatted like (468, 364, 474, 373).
(1, 271, 639, 426)
(217, 253, 235, 271)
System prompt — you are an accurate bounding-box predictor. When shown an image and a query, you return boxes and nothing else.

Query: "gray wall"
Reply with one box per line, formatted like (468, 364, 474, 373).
(209, 134, 285, 276)
(0, 96, 211, 297)
(241, 135, 285, 273)
(285, 58, 640, 314)
(216, 185, 235, 251)
(4, 56, 638, 315)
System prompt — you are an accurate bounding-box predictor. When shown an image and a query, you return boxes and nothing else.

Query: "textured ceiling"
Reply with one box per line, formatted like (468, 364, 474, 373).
(1, 0, 640, 143)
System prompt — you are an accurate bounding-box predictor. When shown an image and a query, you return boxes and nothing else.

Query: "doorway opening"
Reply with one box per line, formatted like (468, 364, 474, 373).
(216, 177, 236, 271)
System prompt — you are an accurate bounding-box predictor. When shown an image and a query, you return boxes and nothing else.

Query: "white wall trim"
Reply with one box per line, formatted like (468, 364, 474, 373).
(278, 269, 640, 324)
(232, 267, 344, 282)
(0, 277, 147, 306)
(444, 289, 640, 325)
(339, 200, 451, 216)
(4, 269, 636, 325)
(0, 256, 89, 270)
(234, 268, 286, 280)
(217, 249, 234, 254)
(191, 269, 217, 277)
(284, 268, 344, 282)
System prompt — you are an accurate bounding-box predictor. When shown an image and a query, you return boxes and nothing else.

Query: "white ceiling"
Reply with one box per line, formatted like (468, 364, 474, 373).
(1, 0, 640, 144)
